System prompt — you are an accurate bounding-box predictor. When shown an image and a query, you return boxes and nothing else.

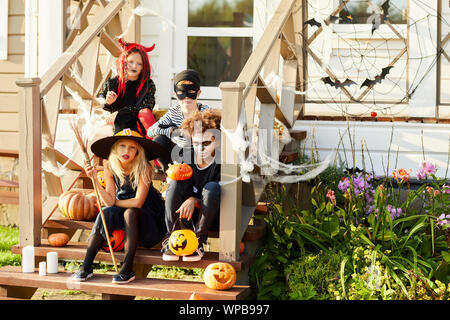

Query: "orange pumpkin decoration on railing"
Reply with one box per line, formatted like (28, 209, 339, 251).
(203, 262, 236, 290)
(58, 190, 99, 221)
(166, 163, 193, 181)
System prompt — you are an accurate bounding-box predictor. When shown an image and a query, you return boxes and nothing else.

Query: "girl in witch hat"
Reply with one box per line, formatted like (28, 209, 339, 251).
(99, 38, 157, 134)
(73, 109, 168, 284)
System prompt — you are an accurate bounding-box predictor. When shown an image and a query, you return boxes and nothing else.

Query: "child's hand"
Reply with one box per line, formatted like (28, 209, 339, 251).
(176, 197, 197, 221)
(83, 161, 97, 179)
(106, 91, 118, 105)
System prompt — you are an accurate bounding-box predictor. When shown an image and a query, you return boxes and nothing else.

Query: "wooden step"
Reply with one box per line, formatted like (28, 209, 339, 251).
(44, 209, 265, 242)
(0, 266, 249, 300)
(11, 242, 252, 272)
(280, 151, 298, 163)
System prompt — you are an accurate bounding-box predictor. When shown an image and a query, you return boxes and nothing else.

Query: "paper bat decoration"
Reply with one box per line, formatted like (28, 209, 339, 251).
(381, 0, 390, 22)
(304, 18, 321, 28)
(344, 166, 364, 175)
(360, 66, 393, 88)
(322, 77, 356, 89)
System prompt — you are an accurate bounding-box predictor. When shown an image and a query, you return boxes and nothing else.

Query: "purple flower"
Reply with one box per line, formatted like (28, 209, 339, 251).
(387, 205, 402, 221)
(338, 177, 350, 193)
(443, 184, 450, 194)
(416, 161, 437, 180)
(437, 214, 450, 226)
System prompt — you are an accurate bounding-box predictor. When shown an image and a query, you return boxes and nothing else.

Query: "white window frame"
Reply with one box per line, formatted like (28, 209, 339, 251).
(0, 0, 8, 60)
(174, 0, 256, 100)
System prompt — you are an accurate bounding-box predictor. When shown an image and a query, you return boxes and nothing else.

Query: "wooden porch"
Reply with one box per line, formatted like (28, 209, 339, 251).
(0, 0, 308, 300)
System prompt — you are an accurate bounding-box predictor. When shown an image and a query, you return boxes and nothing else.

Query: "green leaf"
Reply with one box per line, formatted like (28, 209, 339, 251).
(434, 260, 449, 285)
(284, 226, 293, 238)
(442, 251, 450, 263)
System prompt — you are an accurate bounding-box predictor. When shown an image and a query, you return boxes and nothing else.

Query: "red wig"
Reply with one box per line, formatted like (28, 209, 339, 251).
(116, 38, 155, 98)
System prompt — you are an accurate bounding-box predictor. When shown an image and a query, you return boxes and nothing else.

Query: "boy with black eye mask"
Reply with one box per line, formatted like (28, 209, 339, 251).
(147, 69, 209, 171)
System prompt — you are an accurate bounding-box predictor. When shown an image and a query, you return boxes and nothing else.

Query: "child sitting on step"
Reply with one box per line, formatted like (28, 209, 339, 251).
(147, 69, 209, 172)
(99, 38, 157, 134)
(73, 109, 167, 284)
(162, 109, 221, 262)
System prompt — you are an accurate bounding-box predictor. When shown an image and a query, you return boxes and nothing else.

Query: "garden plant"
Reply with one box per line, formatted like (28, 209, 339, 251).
(250, 160, 449, 300)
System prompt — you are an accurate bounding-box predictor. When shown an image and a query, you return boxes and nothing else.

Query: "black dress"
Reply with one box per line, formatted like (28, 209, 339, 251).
(99, 76, 156, 113)
(91, 174, 165, 248)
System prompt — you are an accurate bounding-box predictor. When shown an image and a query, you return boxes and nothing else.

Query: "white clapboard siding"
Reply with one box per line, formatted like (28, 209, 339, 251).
(140, 0, 175, 110)
(293, 120, 450, 179)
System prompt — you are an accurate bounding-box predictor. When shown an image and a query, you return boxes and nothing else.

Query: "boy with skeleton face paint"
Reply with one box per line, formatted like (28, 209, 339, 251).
(147, 69, 209, 171)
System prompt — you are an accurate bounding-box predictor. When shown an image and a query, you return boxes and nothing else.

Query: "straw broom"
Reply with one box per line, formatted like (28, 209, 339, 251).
(69, 120, 119, 273)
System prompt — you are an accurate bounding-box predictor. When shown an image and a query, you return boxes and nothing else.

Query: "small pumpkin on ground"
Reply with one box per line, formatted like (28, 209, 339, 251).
(48, 233, 69, 247)
(166, 163, 193, 181)
(203, 262, 236, 290)
(58, 189, 99, 221)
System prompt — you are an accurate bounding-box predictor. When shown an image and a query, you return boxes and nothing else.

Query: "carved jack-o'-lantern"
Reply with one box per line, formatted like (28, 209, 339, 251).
(203, 262, 236, 290)
(166, 163, 193, 181)
(58, 190, 99, 221)
(102, 229, 125, 252)
(168, 229, 198, 256)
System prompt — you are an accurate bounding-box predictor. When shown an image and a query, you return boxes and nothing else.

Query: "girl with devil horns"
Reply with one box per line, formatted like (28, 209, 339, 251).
(99, 38, 157, 134)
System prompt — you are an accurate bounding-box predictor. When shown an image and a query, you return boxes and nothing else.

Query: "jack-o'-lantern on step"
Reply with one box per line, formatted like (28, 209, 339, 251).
(203, 262, 236, 290)
(168, 229, 198, 256)
(166, 163, 193, 181)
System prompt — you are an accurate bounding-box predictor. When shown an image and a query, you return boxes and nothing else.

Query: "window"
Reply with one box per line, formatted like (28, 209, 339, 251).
(0, 0, 8, 60)
(186, 0, 254, 98)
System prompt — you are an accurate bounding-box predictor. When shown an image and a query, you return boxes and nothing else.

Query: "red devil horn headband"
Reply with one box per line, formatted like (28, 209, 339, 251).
(118, 38, 155, 53)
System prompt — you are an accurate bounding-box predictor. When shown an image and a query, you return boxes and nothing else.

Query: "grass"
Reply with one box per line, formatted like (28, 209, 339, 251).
(0, 226, 21, 267)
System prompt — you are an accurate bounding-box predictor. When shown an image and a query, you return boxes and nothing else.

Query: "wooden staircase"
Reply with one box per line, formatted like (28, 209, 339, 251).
(0, 0, 309, 300)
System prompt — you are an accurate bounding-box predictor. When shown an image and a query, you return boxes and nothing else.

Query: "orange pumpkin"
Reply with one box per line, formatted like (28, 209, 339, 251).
(166, 163, 193, 181)
(240, 241, 245, 254)
(102, 229, 125, 252)
(203, 262, 236, 290)
(48, 233, 69, 247)
(189, 292, 205, 300)
(58, 190, 99, 221)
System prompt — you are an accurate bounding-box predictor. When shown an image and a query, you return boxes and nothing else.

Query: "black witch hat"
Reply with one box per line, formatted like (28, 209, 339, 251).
(91, 108, 166, 161)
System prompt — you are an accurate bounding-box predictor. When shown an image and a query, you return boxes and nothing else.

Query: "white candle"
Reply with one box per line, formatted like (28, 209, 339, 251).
(22, 246, 35, 273)
(46, 252, 58, 274)
(39, 261, 46, 276)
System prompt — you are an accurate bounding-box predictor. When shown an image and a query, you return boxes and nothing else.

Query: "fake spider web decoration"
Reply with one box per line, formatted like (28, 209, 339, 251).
(292, 0, 449, 117)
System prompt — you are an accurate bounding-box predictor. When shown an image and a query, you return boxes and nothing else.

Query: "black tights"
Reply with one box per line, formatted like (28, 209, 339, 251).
(82, 208, 141, 275)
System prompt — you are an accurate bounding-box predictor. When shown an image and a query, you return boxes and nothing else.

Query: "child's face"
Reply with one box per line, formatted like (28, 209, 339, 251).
(174, 81, 201, 110)
(125, 52, 143, 80)
(115, 139, 139, 165)
(192, 130, 217, 163)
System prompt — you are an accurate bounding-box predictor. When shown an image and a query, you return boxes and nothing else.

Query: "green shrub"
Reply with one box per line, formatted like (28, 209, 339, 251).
(285, 250, 343, 300)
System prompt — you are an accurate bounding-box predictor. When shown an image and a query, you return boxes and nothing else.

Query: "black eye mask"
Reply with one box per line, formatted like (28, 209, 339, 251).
(175, 84, 199, 100)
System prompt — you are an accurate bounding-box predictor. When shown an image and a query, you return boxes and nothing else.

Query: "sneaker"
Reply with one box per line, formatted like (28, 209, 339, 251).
(112, 271, 135, 284)
(182, 243, 204, 262)
(161, 237, 179, 261)
(72, 268, 93, 282)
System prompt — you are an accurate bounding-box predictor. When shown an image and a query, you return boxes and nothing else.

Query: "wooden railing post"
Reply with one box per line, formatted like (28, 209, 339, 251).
(219, 82, 245, 262)
(16, 78, 42, 246)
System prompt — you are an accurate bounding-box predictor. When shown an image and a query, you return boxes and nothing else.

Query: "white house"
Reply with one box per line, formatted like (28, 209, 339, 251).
(1, 0, 449, 180)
